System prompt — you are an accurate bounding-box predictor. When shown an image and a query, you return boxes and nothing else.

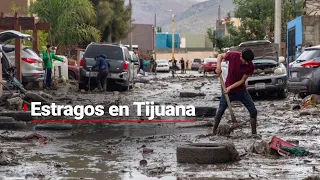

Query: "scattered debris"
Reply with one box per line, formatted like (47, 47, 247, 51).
(35, 123, 73, 131)
(0, 116, 27, 130)
(249, 140, 271, 155)
(6, 97, 23, 110)
(0, 150, 20, 166)
(179, 92, 206, 98)
(194, 107, 216, 117)
(142, 148, 154, 154)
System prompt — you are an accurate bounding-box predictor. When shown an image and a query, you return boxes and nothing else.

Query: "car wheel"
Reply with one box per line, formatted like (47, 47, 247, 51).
(68, 70, 76, 80)
(79, 82, 87, 91)
(278, 89, 287, 99)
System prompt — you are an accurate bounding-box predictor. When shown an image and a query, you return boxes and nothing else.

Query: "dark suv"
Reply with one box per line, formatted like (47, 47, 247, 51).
(79, 43, 137, 91)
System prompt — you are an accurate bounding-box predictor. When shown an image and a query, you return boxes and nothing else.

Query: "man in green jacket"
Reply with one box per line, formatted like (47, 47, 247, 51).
(43, 45, 64, 89)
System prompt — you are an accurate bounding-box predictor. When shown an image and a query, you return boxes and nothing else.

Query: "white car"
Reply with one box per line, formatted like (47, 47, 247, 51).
(156, 59, 170, 72)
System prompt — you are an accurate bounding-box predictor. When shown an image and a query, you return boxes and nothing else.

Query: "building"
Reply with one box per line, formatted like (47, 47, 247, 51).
(0, 0, 35, 16)
(222, 17, 241, 37)
(183, 34, 212, 48)
(155, 33, 180, 49)
(121, 23, 154, 53)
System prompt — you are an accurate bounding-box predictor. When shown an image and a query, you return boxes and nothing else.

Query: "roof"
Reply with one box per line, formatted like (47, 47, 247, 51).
(88, 42, 125, 47)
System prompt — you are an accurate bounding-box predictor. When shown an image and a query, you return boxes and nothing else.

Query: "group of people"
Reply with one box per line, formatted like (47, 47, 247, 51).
(171, 57, 190, 74)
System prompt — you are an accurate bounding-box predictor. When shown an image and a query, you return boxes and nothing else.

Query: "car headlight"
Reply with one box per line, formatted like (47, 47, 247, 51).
(274, 64, 287, 75)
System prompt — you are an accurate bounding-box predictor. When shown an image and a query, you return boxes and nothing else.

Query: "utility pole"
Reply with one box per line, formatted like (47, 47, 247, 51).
(275, 0, 282, 56)
(129, 0, 133, 51)
(154, 13, 157, 60)
(172, 14, 175, 61)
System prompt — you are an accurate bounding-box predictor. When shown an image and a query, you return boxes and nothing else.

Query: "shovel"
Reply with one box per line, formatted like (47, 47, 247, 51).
(219, 75, 237, 124)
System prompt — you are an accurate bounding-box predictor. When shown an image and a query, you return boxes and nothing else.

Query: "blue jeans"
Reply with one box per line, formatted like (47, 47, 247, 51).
(44, 68, 52, 87)
(214, 91, 257, 126)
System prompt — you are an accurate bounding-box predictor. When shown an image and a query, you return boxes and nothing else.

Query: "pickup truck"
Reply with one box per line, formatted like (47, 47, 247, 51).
(79, 43, 137, 91)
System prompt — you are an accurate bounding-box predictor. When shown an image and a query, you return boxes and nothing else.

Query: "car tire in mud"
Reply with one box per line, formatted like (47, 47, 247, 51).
(68, 70, 76, 80)
(278, 89, 287, 99)
(0, 111, 32, 122)
(176, 143, 232, 164)
(0, 116, 27, 130)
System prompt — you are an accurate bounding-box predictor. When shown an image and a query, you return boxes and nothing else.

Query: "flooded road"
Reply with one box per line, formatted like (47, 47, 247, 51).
(0, 72, 319, 179)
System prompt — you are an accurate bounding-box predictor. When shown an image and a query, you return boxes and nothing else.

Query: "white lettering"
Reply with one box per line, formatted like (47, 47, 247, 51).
(51, 103, 58, 116)
(166, 105, 175, 116)
(95, 105, 104, 116)
(42, 105, 51, 116)
(109, 105, 119, 116)
(84, 106, 95, 116)
(186, 106, 196, 116)
(64, 105, 73, 116)
(31, 102, 41, 116)
(133, 102, 145, 116)
(119, 105, 129, 116)
(74, 105, 84, 120)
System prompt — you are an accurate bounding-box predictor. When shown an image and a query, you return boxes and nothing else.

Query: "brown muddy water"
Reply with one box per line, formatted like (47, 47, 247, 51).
(1, 72, 320, 180)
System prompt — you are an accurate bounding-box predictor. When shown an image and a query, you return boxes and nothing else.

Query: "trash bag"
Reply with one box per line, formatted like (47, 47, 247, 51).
(281, 146, 312, 156)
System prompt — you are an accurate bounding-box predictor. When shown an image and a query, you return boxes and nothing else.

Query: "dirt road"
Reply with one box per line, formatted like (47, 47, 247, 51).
(0, 72, 319, 180)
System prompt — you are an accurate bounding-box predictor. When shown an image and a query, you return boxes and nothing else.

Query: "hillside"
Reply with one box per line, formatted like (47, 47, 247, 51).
(159, 0, 235, 34)
(125, 0, 208, 25)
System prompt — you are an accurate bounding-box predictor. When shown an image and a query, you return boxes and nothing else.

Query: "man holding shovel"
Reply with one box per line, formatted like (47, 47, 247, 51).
(213, 48, 258, 135)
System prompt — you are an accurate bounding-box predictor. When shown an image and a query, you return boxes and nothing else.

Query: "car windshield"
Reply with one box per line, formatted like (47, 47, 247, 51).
(84, 45, 123, 60)
(156, 60, 167, 63)
(194, 59, 201, 63)
(296, 49, 320, 61)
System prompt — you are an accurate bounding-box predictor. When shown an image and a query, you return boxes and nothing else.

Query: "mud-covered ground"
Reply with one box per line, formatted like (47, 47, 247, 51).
(1, 71, 320, 180)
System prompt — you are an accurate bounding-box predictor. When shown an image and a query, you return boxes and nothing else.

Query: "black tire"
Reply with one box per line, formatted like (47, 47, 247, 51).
(195, 107, 217, 117)
(299, 92, 308, 99)
(68, 70, 76, 80)
(278, 89, 287, 99)
(0, 116, 27, 130)
(0, 111, 32, 122)
(176, 143, 232, 164)
(79, 82, 87, 91)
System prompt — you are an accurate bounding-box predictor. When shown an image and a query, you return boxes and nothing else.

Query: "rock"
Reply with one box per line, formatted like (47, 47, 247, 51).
(179, 92, 206, 98)
(39, 91, 54, 100)
(24, 92, 48, 102)
(0, 111, 32, 122)
(142, 148, 154, 153)
(292, 104, 301, 110)
(36, 123, 73, 130)
(249, 140, 271, 155)
(0, 150, 20, 166)
(139, 159, 148, 167)
(195, 107, 217, 117)
(300, 111, 311, 116)
(6, 97, 23, 111)
(0, 116, 27, 130)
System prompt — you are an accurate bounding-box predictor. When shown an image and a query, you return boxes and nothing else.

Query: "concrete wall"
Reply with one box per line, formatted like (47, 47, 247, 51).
(184, 34, 212, 48)
(122, 24, 154, 52)
(155, 48, 215, 62)
(302, 16, 320, 46)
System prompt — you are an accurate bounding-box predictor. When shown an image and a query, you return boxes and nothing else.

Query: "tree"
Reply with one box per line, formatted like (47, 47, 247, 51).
(90, 0, 132, 42)
(7, 2, 48, 52)
(228, 0, 305, 43)
(207, 28, 226, 53)
(30, 0, 101, 46)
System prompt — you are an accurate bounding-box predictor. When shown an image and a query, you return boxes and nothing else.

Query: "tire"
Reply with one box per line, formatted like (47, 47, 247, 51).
(278, 89, 287, 99)
(68, 70, 76, 80)
(0, 116, 27, 130)
(0, 111, 32, 122)
(176, 143, 232, 164)
(299, 92, 308, 99)
(79, 82, 87, 91)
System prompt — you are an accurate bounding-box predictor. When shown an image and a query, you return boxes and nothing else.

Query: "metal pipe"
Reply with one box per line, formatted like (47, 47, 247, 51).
(129, 0, 133, 51)
(172, 14, 175, 60)
(275, 0, 282, 55)
(154, 13, 157, 60)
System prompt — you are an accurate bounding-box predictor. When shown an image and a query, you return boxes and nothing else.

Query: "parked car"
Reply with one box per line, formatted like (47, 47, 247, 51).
(2, 44, 44, 86)
(79, 43, 137, 91)
(198, 58, 217, 74)
(288, 45, 320, 98)
(221, 40, 288, 99)
(191, 58, 202, 70)
(155, 59, 170, 72)
(0, 30, 37, 84)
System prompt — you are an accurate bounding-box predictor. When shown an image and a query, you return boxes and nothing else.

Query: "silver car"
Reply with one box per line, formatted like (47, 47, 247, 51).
(3, 44, 44, 86)
(222, 40, 288, 99)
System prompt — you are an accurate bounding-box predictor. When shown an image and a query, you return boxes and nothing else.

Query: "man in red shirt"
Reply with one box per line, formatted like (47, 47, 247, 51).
(214, 48, 257, 135)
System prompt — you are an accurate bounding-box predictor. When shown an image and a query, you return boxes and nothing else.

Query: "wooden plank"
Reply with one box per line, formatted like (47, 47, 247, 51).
(36, 23, 51, 30)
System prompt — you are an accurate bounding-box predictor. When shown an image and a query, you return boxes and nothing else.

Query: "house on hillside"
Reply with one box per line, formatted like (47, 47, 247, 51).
(183, 34, 212, 48)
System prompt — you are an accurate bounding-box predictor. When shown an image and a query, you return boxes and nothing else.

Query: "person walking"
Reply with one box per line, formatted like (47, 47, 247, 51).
(186, 60, 189, 71)
(91, 54, 110, 92)
(43, 45, 64, 90)
(180, 57, 185, 74)
(137, 58, 145, 76)
(213, 48, 258, 136)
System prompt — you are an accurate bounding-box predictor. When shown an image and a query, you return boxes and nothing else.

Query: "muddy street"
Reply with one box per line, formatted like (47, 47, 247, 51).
(0, 72, 319, 180)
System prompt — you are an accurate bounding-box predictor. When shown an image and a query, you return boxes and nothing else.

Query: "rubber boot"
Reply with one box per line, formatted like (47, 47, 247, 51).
(250, 117, 257, 135)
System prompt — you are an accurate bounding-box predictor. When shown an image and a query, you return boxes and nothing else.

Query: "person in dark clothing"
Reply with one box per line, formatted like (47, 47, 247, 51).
(92, 54, 110, 92)
(213, 48, 258, 136)
(172, 58, 177, 72)
(180, 58, 185, 73)
(137, 58, 145, 76)
(186, 60, 189, 71)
